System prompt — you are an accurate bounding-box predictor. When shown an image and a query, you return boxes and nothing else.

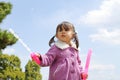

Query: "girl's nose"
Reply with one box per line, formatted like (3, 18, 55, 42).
(61, 30, 66, 34)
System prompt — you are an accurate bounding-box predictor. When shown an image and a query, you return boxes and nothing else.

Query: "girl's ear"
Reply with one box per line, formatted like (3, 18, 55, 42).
(55, 33, 58, 38)
(55, 34, 57, 38)
(73, 32, 76, 38)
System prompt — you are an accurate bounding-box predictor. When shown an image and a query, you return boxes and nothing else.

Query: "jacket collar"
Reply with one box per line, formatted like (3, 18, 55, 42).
(55, 40, 78, 50)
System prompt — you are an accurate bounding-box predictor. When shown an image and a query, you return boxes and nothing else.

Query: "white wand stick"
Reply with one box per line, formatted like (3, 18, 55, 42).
(9, 28, 41, 65)
(9, 28, 32, 53)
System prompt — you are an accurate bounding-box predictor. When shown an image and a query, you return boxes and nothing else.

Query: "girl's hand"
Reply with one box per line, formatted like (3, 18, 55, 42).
(31, 52, 41, 65)
(81, 72, 88, 79)
(35, 53, 41, 58)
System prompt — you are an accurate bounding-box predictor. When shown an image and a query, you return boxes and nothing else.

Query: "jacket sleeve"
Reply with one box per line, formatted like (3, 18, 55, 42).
(40, 45, 57, 67)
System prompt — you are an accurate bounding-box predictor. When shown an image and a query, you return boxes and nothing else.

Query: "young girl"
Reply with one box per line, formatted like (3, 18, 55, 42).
(35, 21, 87, 80)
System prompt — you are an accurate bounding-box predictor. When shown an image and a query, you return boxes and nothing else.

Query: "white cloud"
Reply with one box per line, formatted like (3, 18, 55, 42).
(80, 0, 120, 26)
(2, 48, 15, 54)
(90, 64, 115, 70)
(89, 28, 120, 45)
(89, 63, 119, 80)
(79, 0, 120, 45)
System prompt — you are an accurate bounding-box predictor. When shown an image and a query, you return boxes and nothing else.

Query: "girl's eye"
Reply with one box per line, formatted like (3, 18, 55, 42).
(65, 29, 69, 31)
(59, 29, 62, 32)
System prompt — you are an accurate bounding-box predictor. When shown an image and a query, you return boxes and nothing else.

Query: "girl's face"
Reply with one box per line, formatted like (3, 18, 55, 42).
(56, 26, 75, 44)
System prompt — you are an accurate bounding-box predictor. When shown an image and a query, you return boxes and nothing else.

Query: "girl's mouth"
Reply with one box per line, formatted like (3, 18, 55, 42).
(61, 34, 65, 37)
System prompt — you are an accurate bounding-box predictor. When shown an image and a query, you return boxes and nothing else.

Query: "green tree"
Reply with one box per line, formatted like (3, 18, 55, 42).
(25, 60, 42, 80)
(0, 2, 18, 54)
(0, 54, 25, 80)
(0, 2, 12, 23)
(0, 29, 18, 54)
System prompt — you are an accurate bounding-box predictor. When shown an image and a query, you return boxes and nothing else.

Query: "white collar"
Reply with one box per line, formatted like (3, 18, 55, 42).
(55, 40, 78, 50)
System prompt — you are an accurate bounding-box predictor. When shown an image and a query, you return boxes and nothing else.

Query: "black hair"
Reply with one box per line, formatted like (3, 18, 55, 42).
(49, 21, 79, 48)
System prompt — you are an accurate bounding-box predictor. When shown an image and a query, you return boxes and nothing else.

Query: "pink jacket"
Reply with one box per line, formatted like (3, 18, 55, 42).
(40, 40, 83, 80)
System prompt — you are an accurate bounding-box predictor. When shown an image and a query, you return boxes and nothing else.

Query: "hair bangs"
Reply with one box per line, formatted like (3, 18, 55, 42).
(56, 23, 74, 32)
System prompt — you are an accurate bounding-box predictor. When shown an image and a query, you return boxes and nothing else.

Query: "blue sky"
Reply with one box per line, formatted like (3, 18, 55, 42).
(1, 0, 120, 80)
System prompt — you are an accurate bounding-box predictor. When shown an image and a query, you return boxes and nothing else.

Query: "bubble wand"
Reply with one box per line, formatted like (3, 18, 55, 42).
(83, 49, 92, 80)
(9, 28, 41, 65)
